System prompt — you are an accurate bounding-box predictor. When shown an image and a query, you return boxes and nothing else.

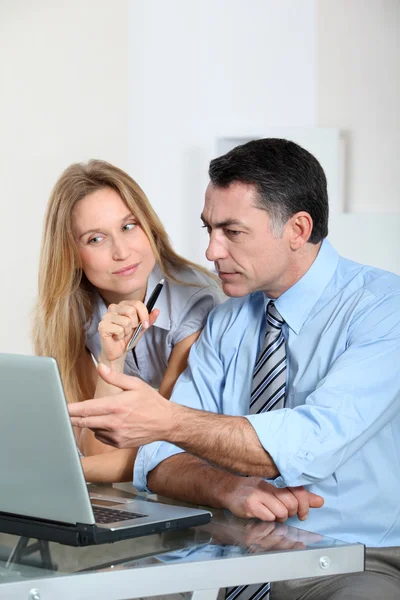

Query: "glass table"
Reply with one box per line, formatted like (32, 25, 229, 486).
(0, 484, 364, 600)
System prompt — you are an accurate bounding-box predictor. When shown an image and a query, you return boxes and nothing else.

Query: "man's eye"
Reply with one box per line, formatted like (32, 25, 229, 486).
(226, 229, 241, 237)
(123, 223, 136, 232)
(88, 235, 103, 245)
(201, 224, 211, 234)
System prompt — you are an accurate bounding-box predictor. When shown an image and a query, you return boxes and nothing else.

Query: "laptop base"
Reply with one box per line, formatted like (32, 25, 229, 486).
(0, 510, 211, 546)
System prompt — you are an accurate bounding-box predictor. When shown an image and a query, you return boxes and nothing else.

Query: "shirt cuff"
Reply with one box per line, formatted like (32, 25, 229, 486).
(134, 441, 185, 492)
(245, 409, 319, 487)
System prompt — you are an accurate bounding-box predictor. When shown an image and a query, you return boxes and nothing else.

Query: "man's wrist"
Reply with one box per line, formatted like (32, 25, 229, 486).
(166, 403, 193, 445)
(211, 469, 243, 509)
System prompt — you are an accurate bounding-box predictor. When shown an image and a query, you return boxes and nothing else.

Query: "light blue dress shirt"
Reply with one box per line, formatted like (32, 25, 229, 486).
(134, 240, 400, 547)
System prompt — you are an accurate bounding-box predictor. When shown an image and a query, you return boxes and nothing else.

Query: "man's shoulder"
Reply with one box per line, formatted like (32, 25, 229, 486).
(337, 255, 400, 300)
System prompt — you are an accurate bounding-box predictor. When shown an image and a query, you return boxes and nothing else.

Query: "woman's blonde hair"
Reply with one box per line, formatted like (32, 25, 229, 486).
(33, 159, 215, 404)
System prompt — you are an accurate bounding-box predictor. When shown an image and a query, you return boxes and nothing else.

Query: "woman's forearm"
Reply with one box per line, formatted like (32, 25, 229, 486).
(81, 448, 138, 483)
(80, 355, 125, 455)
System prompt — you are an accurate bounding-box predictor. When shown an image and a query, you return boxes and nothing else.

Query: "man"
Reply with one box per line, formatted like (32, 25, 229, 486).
(70, 139, 400, 599)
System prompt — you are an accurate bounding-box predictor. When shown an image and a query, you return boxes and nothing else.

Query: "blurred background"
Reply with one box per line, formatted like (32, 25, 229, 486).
(0, 0, 399, 354)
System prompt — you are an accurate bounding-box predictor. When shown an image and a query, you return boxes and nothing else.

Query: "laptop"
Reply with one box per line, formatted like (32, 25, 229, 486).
(0, 354, 212, 546)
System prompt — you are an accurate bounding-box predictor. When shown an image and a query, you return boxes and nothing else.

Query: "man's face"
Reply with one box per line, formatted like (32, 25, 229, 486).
(202, 182, 294, 298)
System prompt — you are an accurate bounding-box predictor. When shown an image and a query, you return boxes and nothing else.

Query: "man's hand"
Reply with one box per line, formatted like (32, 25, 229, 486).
(68, 364, 172, 447)
(221, 476, 324, 522)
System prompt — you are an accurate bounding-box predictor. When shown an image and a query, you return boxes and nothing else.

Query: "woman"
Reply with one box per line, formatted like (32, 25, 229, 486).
(33, 160, 224, 482)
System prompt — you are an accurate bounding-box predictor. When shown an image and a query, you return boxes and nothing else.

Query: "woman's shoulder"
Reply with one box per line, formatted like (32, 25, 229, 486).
(156, 264, 224, 342)
(146, 263, 223, 333)
(163, 264, 225, 305)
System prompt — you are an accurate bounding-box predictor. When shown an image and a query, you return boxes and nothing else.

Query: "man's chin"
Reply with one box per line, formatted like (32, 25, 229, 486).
(221, 281, 249, 298)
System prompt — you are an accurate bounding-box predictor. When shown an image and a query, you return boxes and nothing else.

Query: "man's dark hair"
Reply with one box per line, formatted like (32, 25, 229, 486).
(208, 138, 329, 244)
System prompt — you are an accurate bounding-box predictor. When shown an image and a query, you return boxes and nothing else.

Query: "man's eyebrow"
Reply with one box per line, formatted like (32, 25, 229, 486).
(79, 213, 134, 239)
(200, 215, 246, 229)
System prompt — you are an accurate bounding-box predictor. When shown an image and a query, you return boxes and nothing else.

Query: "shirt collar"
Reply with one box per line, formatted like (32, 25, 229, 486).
(273, 239, 339, 335)
(145, 263, 171, 331)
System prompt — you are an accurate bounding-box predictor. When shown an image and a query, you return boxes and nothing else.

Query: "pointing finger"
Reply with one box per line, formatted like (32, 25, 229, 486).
(68, 398, 118, 419)
(69, 414, 113, 430)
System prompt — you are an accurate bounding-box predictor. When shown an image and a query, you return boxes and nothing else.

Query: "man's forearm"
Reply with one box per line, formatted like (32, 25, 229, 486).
(147, 453, 241, 507)
(167, 406, 279, 479)
(69, 367, 279, 480)
(147, 453, 325, 523)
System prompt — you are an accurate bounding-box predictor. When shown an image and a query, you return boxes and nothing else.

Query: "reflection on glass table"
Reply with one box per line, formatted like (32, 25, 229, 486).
(0, 484, 364, 600)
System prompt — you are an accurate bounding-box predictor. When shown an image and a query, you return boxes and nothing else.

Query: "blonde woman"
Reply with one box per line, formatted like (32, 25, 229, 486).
(34, 160, 224, 483)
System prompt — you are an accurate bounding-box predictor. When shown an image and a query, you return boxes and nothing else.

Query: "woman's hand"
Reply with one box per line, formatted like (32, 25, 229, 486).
(98, 300, 159, 366)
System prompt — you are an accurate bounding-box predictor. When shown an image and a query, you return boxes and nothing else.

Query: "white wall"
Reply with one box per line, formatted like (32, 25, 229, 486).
(0, 1, 129, 354)
(316, 0, 400, 274)
(317, 0, 400, 213)
(129, 0, 400, 274)
(128, 0, 316, 267)
(2, 0, 399, 353)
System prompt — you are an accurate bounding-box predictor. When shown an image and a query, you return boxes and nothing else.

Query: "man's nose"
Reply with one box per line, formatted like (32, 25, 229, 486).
(205, 234, 228, 262)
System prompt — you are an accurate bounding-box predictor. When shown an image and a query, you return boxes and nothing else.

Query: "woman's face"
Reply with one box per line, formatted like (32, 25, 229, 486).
(72, 187, 156, 304)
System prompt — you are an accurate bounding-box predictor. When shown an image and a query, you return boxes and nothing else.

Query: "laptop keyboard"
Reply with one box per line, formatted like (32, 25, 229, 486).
(92, 506, 145, 524)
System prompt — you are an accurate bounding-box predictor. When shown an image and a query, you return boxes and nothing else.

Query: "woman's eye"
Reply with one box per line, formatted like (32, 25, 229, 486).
(123, 222, 136, 232)
(88, 235, 103, 245)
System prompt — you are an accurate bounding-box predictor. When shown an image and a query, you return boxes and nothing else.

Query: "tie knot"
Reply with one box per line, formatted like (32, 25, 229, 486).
(267, 302, 284, 329)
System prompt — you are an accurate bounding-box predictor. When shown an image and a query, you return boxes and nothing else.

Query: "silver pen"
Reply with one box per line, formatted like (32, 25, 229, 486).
(126, 279, 165, 352)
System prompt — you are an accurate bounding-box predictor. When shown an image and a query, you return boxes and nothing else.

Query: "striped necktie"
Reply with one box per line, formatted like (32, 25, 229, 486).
(250, 302, 286, 414)
(226, 302, 286, 600)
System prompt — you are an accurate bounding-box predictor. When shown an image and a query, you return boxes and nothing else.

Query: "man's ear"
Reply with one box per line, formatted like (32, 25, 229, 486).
(288, 212, 313, 250)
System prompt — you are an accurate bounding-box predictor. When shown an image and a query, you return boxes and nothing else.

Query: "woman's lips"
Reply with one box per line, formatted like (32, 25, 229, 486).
(113, 263, 139, 276)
